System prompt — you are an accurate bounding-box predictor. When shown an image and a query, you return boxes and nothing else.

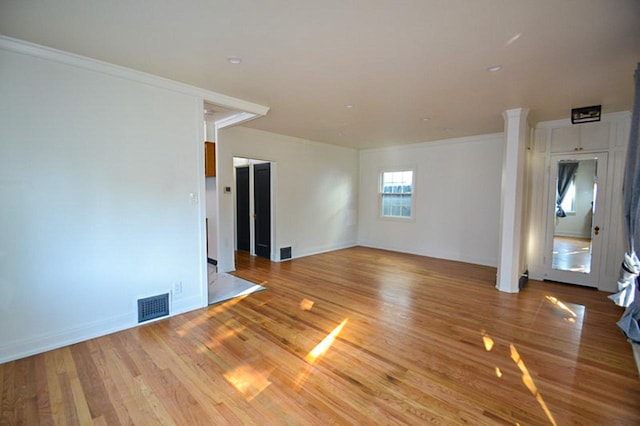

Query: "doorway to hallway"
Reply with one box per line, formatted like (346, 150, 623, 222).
(234, 157, 273, 260)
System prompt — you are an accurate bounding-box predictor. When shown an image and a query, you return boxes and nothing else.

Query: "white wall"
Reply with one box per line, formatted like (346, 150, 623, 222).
(205, 178, 218, 260)
(358, 134, 504, 267)
(0, 43, 210, 362)
(216, 126, 359, 272)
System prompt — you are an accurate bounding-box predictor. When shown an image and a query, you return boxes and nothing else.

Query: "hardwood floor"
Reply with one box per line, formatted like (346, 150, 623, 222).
(2, 247, 639, 425)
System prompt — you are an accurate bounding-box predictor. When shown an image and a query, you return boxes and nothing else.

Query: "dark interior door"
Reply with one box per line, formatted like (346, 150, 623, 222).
(235, 166, 250, 252)
(254, 163, 271, 259)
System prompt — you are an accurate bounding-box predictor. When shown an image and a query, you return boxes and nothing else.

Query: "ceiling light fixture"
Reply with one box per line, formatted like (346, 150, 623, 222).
(421, 117, 431, 122)
(487, 65, 503, 72)
(506, 33, 522, 46)
(227, 57, 242, 65)
(345, 104, 354, 109)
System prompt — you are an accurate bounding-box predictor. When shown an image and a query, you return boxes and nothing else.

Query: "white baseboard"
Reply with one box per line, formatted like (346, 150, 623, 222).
(171, 295, 204, 316)
(358, 241, 497, 268)
(0, 297, 203, 364)
(0, 313, 134, 364)
(280, 241, 357, 262)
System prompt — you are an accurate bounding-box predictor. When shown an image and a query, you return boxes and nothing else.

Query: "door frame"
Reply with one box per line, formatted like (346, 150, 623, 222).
(543, 152, 608, 287)
(232, 157, 276, 261)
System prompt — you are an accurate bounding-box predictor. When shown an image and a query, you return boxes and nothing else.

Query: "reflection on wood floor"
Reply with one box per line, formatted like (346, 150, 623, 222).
(553, 236, 592, 273)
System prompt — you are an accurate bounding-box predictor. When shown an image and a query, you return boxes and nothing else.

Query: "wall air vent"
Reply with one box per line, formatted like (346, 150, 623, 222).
(138, 293, 170, 323)
(280, 246, 292, 260)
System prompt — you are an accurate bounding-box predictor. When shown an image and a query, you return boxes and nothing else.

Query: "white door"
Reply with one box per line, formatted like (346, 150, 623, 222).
(543, 152, 608, 287)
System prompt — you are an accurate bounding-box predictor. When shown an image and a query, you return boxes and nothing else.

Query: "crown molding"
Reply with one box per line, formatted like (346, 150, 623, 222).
(0, 35, 269, 117)
(535, 111, 630, 129)
(360, 132, 504, 154)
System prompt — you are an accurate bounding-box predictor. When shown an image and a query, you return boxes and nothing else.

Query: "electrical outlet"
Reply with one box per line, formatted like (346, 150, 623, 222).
(173, 281, 183, 295)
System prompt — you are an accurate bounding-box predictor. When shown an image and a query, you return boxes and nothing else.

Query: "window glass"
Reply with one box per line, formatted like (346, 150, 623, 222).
(380, 170, 414, 218)
(560, 180, 576, 213)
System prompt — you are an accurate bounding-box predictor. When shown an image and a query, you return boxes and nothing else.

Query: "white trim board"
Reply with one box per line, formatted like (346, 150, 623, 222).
(279, 242, 358, 262)
(0, 294, 203, 364)
(361, 132, 504, 154)
(358, 242, 497, 268)
(534, 111, 631, 129)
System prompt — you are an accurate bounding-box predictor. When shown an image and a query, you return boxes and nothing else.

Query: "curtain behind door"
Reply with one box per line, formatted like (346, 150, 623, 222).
(610, 62, 640, 343)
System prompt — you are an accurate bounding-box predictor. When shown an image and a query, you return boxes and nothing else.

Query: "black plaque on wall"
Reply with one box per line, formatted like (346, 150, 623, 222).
(571, 105, 601, 124)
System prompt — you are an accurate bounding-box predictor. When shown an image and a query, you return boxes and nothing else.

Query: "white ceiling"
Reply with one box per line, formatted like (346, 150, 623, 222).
(1, 1, 639, 149)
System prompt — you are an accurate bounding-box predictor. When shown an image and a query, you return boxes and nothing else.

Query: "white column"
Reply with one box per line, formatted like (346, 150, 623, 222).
(497, 108, 529, 293)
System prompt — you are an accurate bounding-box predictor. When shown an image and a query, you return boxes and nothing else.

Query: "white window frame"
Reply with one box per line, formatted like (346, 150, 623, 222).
(378, 168, 416, 221)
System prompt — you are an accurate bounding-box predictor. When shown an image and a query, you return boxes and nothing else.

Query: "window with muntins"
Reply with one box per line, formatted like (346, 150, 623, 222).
(380, 170, 414, 218)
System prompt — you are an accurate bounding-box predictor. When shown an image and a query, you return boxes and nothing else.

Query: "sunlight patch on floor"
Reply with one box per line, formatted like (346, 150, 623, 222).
(224, 364, 273, 401)
(510, 344, 557, 426)
(307, 319, 348, 363)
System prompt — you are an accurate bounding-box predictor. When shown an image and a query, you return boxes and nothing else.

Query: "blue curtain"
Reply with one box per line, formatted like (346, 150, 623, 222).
(610, 62, 640, 343)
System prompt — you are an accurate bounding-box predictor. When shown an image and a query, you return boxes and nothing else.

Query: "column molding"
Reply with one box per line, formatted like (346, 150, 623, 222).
(497, 108, 530, 293)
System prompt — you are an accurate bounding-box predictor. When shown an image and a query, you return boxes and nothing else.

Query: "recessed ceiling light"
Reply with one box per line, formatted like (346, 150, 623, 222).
(506, 33, 522, 47)
(345, 104, 354, 109)
(487, 65, 503, 72)
(227, 57, 242, 65)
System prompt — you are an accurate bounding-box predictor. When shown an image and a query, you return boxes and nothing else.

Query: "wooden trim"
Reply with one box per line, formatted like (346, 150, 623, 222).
(204, 142, 216, 177)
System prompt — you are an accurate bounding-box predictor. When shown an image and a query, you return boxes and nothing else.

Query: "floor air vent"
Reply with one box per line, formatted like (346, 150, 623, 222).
(280, 246, 292, 260)
(138, 293, 169, 323)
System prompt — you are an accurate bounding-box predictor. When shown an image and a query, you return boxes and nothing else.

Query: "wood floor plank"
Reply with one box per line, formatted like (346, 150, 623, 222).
(86, 341, 134, 426)
(101, 344, 159, 425)
(2, 247, 640, 424)
(43, 352, 67, 425)
(69, 343, 121, 425)
(13, 356, 39, 425)
(57, 372, 80, 426)
(60, 348, 93, 425)
(0, 360, 15, 425)
(33, 355, 53, 425)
